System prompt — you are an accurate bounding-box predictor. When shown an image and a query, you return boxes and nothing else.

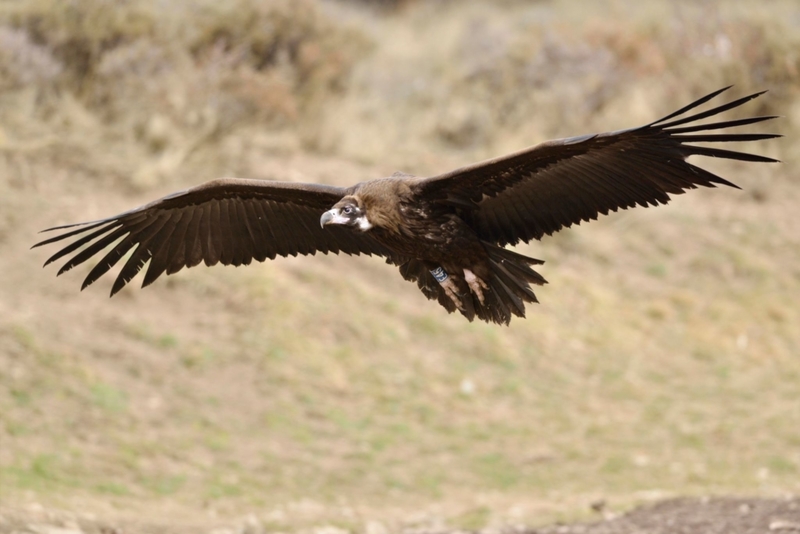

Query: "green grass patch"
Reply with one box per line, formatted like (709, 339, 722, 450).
(89, 382, 128, 413)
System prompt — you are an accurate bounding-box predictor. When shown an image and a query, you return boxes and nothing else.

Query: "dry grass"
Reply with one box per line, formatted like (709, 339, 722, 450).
(0, 0, 368, 190)
(0, 0, 799, 532)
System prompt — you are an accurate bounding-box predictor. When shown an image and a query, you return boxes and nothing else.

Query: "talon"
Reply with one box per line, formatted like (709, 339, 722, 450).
(463, 268, 487, 305)
(439, 276, 463, 309)
(431, 266, 464, 310)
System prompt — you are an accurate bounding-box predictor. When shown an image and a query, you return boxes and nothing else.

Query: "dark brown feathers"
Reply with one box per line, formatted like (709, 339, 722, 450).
(35, 178, 396, 295)
(35, 88, 779, 323)
(418, 87, 779, 245)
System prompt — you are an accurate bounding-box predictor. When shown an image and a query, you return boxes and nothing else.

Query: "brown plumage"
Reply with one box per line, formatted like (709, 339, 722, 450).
(35, 87, 779, 324)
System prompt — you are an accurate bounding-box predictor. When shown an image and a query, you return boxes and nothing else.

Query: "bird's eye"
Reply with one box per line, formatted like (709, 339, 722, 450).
(343, 206, 354, 215)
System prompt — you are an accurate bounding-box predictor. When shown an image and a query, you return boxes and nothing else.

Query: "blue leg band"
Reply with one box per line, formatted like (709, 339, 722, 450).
(430, 267, 448, 283)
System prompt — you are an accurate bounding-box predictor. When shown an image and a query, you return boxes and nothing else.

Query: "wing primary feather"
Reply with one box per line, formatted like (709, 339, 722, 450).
(647, 86, 733, 126)
(673, 133, 781, 143)
(109, 209, 187, 294)
(57, 225, 137, 276)
(110, 212, 175, 295)
(83, 214, 171, 290)
(109, 241, 155, 295)
(33, 220, 118, 249)
(37, 219, 111, 235)
(654, 90, 768, 130)
(682, 144, 779, 163)
(665, 115, 779, 134)
(74, 234, 135, 288)
(110, 244, 147, 296)
(142, 214, 182, 288)
(42, 222, 122, 266)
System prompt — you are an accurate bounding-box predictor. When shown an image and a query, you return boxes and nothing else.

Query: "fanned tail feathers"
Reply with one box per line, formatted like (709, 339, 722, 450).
(396, 246, 546, 325)
(482, 246, 546, 324)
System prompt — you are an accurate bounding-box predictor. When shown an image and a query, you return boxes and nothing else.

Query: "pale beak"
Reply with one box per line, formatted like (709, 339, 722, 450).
(320, 210, 334, 228)
(320, 209, 348, 228)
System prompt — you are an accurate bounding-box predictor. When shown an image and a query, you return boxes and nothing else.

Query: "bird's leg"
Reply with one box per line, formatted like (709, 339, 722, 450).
(463, 268, 487, 305)
(430, 266, 463, 310)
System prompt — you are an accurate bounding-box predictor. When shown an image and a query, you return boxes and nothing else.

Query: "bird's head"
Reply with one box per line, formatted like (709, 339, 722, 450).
(320, 196, 372, 231)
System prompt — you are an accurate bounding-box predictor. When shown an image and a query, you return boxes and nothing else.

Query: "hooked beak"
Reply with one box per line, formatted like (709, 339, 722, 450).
(320, 209, 348, 228)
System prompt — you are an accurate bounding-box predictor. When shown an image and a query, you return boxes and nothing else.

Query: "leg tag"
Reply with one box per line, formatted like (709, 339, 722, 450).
(429, 266, 449, 283)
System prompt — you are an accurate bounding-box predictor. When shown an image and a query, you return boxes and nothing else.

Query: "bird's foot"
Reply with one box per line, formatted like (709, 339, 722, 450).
(430, 267, 465, 310)
(463, 268, 487, 305)
(439, 277, 463, 310)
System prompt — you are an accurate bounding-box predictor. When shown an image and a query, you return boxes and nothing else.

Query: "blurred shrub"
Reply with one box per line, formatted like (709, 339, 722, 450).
(452, 8, 800, 138)
(339, 0, 417, 11)
(588, 12, 800, 105)
(2, 0, 366, 115)
(3, 0, 156, 88)
(0, 0, 796, 184)
(0, 0, 369, 187)
(412, 3, 797, 165)
(0, 26, 62, 90)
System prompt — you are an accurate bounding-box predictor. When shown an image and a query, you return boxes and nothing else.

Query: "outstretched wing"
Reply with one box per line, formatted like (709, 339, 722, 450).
(34, 178, 396, 295)
(416, 87, 780, 246)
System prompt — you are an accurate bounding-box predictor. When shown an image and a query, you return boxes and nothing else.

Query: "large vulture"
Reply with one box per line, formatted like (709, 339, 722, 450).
(35, 87, 779, 324)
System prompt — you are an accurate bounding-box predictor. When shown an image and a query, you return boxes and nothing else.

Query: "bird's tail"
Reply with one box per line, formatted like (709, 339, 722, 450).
(395, 246, 547, 325)
(479, 245, 547, 325)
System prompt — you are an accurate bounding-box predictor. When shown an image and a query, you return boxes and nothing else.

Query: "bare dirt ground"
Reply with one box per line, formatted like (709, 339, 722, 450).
(533, 498, 800, 534)
(2, 498, 800, 533)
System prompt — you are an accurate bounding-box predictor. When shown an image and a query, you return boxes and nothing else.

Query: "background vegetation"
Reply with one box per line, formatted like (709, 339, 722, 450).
(0, 0, 798, 531)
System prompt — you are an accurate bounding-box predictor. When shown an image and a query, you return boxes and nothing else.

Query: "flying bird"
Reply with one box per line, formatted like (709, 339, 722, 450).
(35, 87, 779, 325)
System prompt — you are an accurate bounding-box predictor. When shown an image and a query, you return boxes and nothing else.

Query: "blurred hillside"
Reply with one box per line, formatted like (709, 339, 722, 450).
(1, 0, 799, 532)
